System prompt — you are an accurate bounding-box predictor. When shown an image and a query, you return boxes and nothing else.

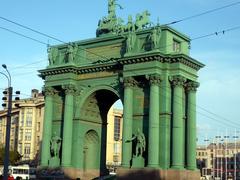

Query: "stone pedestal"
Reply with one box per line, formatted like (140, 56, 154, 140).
(116, 168, 200, 180)
(49, 157, 60, 167)
(132, 156, 145, 168)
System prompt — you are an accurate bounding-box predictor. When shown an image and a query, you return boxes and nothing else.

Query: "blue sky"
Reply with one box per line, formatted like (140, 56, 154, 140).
(0, 0, 240, 144)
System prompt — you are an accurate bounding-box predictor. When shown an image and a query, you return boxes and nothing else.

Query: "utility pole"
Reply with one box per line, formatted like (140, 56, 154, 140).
(3, 86, 12, 180)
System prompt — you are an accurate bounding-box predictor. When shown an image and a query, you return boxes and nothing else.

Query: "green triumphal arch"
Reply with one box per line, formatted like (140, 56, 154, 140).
(39, 1, 204, 179)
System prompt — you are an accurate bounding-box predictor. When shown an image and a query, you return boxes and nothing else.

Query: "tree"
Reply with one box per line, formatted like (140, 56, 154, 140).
(0, 146, 22, 165)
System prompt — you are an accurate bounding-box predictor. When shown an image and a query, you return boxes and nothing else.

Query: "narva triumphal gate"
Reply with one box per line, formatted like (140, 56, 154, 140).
(39, 0, 204, 179)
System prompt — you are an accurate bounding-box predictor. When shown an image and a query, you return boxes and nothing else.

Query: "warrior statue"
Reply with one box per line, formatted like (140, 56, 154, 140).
(50, 132, 62, 158)
(129, 129, 146, 157)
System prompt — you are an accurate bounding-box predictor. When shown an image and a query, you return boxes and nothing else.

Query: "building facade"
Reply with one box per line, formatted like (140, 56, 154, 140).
(0, 89, 44, 162)
(197, 142, 240, 179)
(106, 107, 123, 167)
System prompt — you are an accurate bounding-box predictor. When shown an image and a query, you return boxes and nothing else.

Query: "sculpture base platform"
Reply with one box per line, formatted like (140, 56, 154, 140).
(132, 156, 145, 168)
(116, 168, 200, 180)
(37, 167, 108, 180)
(49, 157, 60, 167)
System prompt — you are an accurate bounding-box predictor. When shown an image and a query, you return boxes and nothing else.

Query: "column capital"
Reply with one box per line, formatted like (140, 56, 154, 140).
(185, 81, 199, 92)
(62, 84, 77, 95)
(123, 77, 137, 88)
(43, 86, 57, 96)
(149, 74, 162, 86)
(169, 75, 186, 87)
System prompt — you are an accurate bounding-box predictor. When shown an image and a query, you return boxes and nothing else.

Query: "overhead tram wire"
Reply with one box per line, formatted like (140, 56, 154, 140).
(0, 16, 110, 61)
(0, 26, 104, 69)
(0, 26, 48, 46)
(191, 25, 240, 41)
(164, 1, 240, 26)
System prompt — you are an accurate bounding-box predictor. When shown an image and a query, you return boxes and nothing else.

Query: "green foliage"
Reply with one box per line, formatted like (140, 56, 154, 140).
(0, 147, 22, 165)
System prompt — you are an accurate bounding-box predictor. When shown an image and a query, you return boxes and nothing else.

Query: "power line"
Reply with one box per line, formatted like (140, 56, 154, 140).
(0, 26, 48, 46)
(0, 16, 110, 61)
(164, 1, 240, 25)
(191, 25, 240, 41)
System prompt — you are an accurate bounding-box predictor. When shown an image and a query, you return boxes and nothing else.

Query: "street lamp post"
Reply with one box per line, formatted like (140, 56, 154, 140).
(1, 64, 12, 180)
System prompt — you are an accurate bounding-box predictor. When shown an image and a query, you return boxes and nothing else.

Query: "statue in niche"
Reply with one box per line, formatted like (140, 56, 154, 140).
(149, 26, 162, 49)
(66, 43, 78, 63)
(48, 47, 58, 65)
(129, 129, 146, 157)
(126, 26, 137, 53)
(50, 132, 62, 158)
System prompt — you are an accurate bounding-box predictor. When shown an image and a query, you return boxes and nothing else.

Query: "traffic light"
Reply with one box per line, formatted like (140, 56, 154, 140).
(15, 91, 20, 95)
(3, 90, 8, 95)
(2, 97, 7, 101)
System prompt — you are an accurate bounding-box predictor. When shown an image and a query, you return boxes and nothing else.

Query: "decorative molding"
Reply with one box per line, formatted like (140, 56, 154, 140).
(123, 77, 138, 88)
(185, 81, 199, 92)
(169, 75, 187, 87)
(39, 53, 204, 79)
(62, 84, 77, 95)
(149, 74, 161, 85)
(43, 86, 57, 96)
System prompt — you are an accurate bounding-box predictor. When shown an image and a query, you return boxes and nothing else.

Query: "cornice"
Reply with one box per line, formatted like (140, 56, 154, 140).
(39, 53, 204, 79)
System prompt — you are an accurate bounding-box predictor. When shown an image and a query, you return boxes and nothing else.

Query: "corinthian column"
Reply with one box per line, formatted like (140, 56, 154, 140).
(122, 77, 135, 168)
(170, 75, 186, 169)
(61, 84, 76, 167)
(41, 87, 56, 167)
(186, 81, 199, 170)
(148, 74, 161, 167)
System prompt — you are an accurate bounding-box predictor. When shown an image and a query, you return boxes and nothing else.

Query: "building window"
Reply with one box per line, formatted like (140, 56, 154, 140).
(25, 129, 32, 141)
(21, 110, 24, 126)
(114, 143, 120, 154)
(173, 39, 181, 52)
(114, 116, 121, 141)
(19, 130, 23, 141)
(37, 122, 40, 132)
(36, 136, 40, 145)
(24, 143, 31, 155)
(26, 115, 32, 127)
(18, 143, 22, 154)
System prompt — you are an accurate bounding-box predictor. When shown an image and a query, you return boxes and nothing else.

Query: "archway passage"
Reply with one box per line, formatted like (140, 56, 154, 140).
(71, 89, 121, 178)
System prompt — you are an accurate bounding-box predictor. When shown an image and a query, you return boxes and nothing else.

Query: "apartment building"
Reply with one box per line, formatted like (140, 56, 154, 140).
(0, 89, 44, 161)
(197, 142, 240, 179)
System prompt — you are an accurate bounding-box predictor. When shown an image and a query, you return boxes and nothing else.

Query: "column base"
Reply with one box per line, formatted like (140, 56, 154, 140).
(117, 168, 200, 180)
(171, 165, 184, 170)
(186, 166, 197, 171)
